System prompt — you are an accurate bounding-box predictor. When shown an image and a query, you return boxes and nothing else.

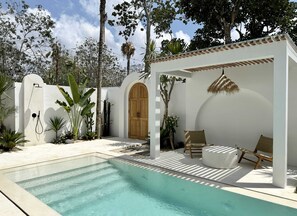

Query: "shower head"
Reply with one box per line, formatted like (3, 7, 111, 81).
(33, 83, 42, 88)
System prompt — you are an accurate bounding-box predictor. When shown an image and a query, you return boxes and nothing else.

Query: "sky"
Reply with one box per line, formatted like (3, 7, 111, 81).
(18, 0, 196, 66)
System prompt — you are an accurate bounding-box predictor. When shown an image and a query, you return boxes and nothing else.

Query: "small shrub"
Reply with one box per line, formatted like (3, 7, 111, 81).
(0, 129, 28, 151)
(82, 131, 97, 140)
(60, 131, 74, 143)
(46, 116, 67, 144)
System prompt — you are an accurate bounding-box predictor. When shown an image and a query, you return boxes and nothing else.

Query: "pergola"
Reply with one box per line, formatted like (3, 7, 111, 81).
(149, 34, 297, 188)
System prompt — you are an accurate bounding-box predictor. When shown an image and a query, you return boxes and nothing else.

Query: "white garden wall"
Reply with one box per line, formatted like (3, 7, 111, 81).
(4, 60, 297, 167)
(6, 75, 114, 145)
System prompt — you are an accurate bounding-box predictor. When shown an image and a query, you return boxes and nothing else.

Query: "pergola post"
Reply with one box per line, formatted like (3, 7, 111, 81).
(273, 46, 288, 188)
(149, 70, 161, 159)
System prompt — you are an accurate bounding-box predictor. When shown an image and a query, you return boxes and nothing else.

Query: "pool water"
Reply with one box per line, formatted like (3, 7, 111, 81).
(6, 156, 297, 216)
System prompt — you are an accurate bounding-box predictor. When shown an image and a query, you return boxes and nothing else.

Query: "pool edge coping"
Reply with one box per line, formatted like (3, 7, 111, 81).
(0, 151, 296, 215)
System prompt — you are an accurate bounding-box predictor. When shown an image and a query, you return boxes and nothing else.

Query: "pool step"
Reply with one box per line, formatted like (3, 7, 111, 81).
(20, 163, 118, 191)
(56, 179, 130, 215)
(18, 162, 112, 189)
(30, 167, 120, 198)
(37, 169, 123, 204)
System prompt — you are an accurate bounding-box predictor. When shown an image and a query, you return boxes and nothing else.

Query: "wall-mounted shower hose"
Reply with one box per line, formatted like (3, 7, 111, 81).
(35, 111, 44, 135)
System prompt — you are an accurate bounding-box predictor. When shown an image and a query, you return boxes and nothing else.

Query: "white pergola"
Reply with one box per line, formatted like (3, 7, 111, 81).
(149, 34, 297, 188)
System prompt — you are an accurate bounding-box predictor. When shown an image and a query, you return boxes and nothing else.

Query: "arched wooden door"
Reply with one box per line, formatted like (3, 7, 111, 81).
(129, 83, 148, 140)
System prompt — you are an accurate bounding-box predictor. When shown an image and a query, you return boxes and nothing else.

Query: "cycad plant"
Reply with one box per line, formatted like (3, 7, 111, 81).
(56, 74, 95, 140)
(0, 129, 28, 151)
(0, 74, 15, 133)
(47, 116, 67, 143)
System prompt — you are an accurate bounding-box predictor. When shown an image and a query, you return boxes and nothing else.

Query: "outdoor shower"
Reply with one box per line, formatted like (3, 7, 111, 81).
(33, 83, 42, 88)
(32, 111, 43, 135)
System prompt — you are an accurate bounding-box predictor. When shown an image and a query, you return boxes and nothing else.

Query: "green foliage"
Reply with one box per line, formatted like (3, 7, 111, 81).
(75, 38, 126, 87)
(160, 38, 187, 56)
(0, 74, 15, 133)
(46, 116, 66, 144)
(56, 74, 95, 140)
(109, 0, 179, 38)
(178, 0, 297, 49)
(0, 129, 28, 151)
(82, 131, 97, 141)
(162, 115, 179, 135)
(242, 0, 296, 40)
(121, 41, 135, 75)
(160, 115, 179, 149)
(44, 41, 74, 85)
(83, 98, 96, 140)
(0, 0, 55, 80)
(109, 0, 179, 77)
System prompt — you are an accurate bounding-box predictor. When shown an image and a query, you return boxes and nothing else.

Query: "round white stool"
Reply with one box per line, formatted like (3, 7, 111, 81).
(202, 146, 238, 169)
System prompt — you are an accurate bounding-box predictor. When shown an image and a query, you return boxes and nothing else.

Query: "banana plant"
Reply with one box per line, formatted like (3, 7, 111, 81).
(56, 74, 95, 140)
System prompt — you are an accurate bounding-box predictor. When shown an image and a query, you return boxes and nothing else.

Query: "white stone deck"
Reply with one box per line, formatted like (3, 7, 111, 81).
(0, 138, 296, 215)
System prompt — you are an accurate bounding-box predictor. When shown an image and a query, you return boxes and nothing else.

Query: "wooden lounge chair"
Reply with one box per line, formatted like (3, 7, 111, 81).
(184, 130, 207, 158)
(237, 135, 273, 169)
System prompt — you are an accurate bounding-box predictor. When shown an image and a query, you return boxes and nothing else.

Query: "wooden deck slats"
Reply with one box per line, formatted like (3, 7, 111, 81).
(185, 58, 274, 72)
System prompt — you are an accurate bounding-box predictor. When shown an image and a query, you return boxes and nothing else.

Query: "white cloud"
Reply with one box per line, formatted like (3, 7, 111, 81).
(79, 0, 125, 18)
(79, 0, 98, 18)
(52, 1, 192, 68)
(54, 14, 99, 49)
(231, 23, 246, 41)
(175, 30, 191, 45)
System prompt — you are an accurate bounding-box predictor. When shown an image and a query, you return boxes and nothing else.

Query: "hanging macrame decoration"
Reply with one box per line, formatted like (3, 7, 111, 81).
(207, 69, 239, 94)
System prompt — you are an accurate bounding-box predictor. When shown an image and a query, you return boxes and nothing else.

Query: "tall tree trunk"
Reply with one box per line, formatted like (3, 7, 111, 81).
(223, 22, 232, 44)
(127, 56, 130, 75)
(96, 0, 106, 138)
(162, 101, 169, 128)
(143, 1, 151, 75)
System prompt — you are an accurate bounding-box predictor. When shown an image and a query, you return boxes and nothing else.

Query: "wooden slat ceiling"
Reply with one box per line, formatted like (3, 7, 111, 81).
(185, 58, 274, 72)
(151, 34, 287, 64)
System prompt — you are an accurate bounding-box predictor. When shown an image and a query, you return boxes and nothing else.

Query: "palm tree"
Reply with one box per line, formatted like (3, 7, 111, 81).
(121, 41, 135, 75)
(96, 0, 106, 139)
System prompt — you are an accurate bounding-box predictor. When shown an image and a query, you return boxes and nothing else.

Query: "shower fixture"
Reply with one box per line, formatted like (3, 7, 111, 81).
(33, 83, 42, 88)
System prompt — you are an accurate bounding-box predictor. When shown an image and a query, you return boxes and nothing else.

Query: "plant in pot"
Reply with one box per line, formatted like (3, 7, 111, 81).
(56, 74, 95, 141)
(0, 129, 28, 151)
(46, 116, 67, 144)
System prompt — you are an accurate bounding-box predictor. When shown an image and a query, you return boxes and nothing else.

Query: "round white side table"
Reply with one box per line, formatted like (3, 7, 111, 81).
(202, 146, 238, 169)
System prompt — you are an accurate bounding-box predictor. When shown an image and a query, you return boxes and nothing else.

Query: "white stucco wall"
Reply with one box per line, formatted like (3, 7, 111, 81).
(167, 82, 186, 144)
(4, 61, 297, 166)
(288, 60, 297, 166)
(104, 87, 120, 137)
(8, 76, 112, 144)
(182, 62, 297, 166)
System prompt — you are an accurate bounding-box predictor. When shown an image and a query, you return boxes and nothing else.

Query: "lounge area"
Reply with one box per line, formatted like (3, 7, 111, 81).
(149, 34, 297, 189)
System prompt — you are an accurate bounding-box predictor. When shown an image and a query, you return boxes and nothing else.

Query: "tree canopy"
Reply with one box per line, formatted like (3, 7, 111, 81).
(178, 0, 297, 49)
(0, 0, 55, 80)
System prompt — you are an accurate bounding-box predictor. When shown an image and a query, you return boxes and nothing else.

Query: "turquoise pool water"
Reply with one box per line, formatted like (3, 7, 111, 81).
(6, 156, 297, 216)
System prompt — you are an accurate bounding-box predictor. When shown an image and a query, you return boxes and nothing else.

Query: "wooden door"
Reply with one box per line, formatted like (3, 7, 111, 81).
(129, 83, 148, 140)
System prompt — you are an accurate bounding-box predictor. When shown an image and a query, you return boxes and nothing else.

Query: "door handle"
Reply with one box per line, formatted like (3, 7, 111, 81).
(137, 112, 140, 117)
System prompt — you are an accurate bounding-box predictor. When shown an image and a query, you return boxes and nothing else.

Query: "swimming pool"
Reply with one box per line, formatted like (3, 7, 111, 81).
(4, 155, 297, 216)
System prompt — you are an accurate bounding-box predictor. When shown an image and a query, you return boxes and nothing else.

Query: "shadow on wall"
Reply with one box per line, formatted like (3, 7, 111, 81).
(44, 107, 70, 143)
(195, 88, 273, 149)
